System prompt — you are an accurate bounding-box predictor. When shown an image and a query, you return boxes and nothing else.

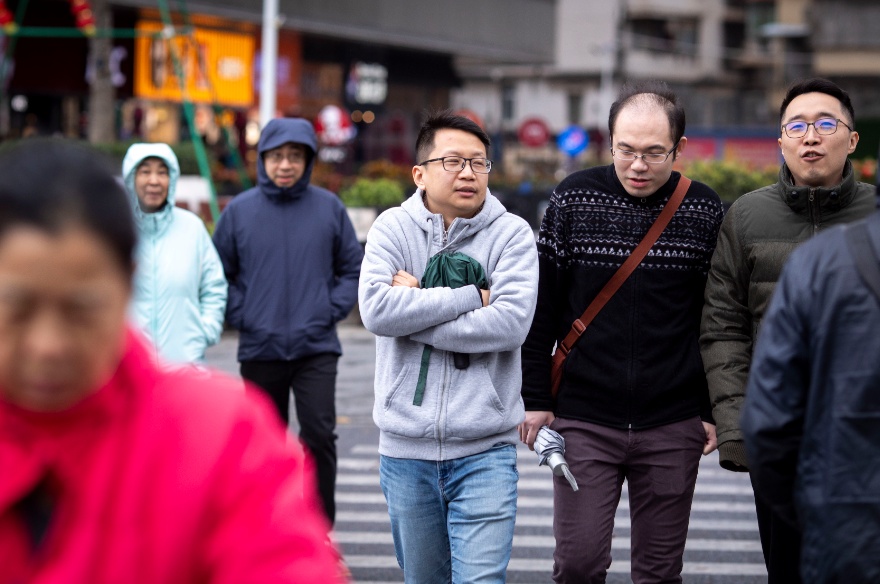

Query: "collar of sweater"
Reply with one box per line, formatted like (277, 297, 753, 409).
(605, 164, 681, 206)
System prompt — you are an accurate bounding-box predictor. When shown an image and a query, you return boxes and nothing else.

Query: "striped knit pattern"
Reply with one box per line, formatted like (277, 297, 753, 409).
(538, 184, 723, 273)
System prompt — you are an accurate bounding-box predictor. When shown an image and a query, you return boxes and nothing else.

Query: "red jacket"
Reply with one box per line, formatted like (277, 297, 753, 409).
(0, 329, 341, 583)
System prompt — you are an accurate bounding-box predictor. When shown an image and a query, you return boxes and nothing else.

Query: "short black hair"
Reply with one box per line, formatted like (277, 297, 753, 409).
(415, 110, 491, 164)
(779, 78, 855, 127)
(608, 80, 686, 148)
(0, 139, 136, 277)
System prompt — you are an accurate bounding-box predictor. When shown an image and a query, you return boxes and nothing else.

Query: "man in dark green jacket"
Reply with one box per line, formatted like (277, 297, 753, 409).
(700, 78, 875, 583)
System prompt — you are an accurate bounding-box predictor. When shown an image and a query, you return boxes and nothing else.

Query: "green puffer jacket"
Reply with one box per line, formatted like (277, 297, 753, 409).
(700, 160, 875, 471)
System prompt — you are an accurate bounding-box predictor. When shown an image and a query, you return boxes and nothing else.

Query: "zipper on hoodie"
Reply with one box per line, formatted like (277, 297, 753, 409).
(150, 234, 159, 348)
(436, 351, 449, 459)
(284, 208, 291, 356)
(809, 188, 819, 235)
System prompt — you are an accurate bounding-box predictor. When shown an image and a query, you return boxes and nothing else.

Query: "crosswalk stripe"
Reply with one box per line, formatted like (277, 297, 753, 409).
(335, 511, 759, 532)
(336, 491, 757, 513)
(343, 450, 756, 482)
(335, 531, 762, 552)
(343, 555, 768, 575)
(336, 471, 756, 496)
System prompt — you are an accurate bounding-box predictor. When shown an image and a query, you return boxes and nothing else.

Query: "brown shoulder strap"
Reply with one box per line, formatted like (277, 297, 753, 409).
(550, 176, 692, 397)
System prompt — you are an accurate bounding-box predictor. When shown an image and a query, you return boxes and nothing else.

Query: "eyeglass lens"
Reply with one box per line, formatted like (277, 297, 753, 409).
(612, 150, 669, 164)
(784, 118, 840, 137)
(442, 157, 491, 173)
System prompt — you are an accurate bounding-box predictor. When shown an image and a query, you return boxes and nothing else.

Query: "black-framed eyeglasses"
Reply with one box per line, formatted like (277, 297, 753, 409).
(419, 156, 492, 174)
(610, 142, 679, 165)
(782, 117, 853, 139)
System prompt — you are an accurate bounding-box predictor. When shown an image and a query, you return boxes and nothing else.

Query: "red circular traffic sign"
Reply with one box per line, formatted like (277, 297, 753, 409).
(518, 117, 551, 148)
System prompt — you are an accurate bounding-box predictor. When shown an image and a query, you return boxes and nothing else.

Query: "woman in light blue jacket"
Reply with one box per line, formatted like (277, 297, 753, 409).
(123, 143, 227, 365)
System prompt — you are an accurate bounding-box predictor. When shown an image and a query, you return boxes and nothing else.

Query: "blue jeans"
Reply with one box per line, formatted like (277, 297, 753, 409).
(379, 444, 518, 584)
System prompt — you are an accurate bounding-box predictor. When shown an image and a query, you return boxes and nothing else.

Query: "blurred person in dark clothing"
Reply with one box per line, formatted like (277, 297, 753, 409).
(742, 167, 880, 583)
(212, 118, 363, 525)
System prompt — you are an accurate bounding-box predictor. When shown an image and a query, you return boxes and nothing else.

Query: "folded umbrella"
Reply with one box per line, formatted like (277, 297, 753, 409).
(534, 425, 579, 491)
(413, 251, 488, 406)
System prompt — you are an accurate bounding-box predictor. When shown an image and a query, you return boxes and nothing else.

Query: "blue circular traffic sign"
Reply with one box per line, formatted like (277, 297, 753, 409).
(557, 125, 590, 157)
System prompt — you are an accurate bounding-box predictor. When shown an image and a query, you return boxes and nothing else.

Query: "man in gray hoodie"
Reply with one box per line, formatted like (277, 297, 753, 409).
(359, 111, 539, 583)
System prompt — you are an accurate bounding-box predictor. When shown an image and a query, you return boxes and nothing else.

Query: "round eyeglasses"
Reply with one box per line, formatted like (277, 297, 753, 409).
(782, 117, 853, 139)
(419, 156, 492, 174)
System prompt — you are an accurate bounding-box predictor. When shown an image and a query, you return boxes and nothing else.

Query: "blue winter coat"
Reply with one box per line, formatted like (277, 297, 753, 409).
(212, 118, 363, 361)
(742, 209, 880, 582)
(123, 143, 228, 365)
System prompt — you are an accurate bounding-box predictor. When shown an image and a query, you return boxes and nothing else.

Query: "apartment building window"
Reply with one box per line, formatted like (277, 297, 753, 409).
(745, 0, 775, 50)
(630, 17, 699, 57)
(567, 92, 582, 126)
(501, 82, 515, 122)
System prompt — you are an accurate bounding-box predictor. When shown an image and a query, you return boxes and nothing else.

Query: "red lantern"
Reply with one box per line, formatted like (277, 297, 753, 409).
(0, 0, 17, 34)
(68, 0, 96, 36)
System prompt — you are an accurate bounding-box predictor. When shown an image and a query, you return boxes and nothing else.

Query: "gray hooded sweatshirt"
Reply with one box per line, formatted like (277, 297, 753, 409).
(359, 189, 538, 461)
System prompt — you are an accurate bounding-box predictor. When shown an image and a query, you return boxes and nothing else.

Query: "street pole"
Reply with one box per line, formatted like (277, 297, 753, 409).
(259, 0, 278, 129)
(87, 0, 115, 143)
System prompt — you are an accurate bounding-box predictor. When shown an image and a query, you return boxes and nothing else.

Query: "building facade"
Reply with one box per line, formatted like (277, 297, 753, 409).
(1, 0, 556, 168)
(451, 0, 880, 179)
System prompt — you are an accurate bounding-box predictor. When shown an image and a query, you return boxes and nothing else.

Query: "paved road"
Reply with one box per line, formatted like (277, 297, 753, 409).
(206, 326, 768, 583)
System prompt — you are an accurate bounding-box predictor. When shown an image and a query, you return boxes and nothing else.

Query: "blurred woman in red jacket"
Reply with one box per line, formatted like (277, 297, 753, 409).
(0, 139, 343, 583)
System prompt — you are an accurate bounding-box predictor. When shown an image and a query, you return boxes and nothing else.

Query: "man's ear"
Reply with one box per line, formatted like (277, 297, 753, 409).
(675, 136, 688, 158)
(848, 131, 860, 155)
(412, 165, 425, 190)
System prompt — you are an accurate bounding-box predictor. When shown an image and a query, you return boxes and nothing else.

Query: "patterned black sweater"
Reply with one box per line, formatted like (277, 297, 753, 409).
(521, 164, 724, 429)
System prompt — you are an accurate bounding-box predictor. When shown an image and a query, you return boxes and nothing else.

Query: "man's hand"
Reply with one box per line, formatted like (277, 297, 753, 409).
(702, 421, 718, 455)
(480, 288, 490, 307)
(518, 411, 555, 450)
(392, 270, 419, 288)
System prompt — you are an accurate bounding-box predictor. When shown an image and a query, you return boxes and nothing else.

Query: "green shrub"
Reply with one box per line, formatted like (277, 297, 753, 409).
(682, 160, 778, 203)
(340, 177, 406, 208)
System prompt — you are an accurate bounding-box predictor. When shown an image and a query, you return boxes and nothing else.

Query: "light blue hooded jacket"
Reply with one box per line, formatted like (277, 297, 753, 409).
(123, 143, 228, 365)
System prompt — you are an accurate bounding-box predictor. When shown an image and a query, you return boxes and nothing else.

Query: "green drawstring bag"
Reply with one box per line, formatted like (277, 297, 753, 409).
(413, 251, 488, 406)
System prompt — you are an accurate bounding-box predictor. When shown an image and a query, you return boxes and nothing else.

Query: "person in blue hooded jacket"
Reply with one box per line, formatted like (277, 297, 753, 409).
(122, 143, 227, 366)
(212, 118, 363, 525)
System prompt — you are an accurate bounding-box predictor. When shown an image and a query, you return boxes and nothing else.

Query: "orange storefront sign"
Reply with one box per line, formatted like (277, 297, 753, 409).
(134, 20, 254, 108)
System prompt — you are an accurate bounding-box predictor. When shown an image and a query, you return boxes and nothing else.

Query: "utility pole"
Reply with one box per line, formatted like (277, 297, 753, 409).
(86, 0, 115, 143)
(259, 0, 278, 129)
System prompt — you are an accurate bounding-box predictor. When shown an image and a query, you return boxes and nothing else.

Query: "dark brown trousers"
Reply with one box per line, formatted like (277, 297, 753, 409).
(551, 416, 705, 583)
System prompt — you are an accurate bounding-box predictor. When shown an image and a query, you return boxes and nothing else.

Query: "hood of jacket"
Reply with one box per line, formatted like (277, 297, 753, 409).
(122, 143, 181, 237)
(256, 118, 318, 200)
(401, 187, 507, 252)
(777, 158, 858, 215)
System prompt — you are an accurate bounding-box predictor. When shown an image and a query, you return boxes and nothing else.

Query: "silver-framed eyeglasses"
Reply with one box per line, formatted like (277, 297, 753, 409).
(419, 156, 492, 174)
(610, 142, 679, 165)
(782, 117, 852, 139)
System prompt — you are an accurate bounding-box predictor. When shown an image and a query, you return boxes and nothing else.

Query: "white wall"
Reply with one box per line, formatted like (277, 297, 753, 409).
(451, 82, 501, 131)
(555, 0, 618, 74)
(513, 80, 569, 131)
